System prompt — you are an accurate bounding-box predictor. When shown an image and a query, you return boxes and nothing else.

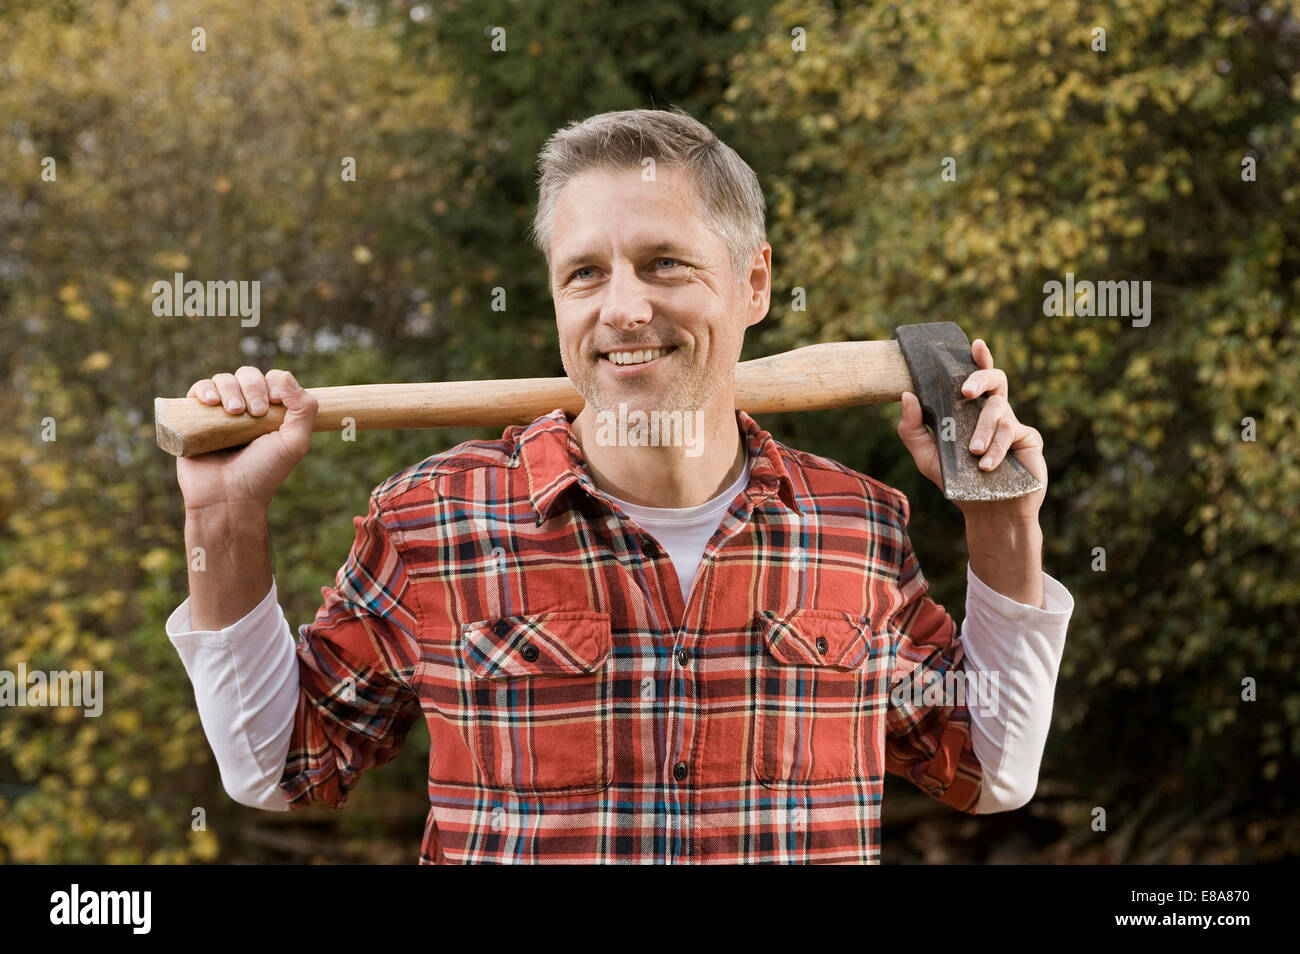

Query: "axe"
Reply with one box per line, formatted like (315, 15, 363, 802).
(153, 321, 1041, 502)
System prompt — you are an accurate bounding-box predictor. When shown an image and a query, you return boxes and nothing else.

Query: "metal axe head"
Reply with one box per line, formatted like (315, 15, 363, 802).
(892, 321, 1043, 503)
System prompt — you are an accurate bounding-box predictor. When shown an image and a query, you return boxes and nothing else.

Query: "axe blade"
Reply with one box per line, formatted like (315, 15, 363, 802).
(892, 322, 1043, 503)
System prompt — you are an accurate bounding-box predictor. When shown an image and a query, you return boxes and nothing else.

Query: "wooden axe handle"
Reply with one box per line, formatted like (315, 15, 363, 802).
(154, 340, 913, 457)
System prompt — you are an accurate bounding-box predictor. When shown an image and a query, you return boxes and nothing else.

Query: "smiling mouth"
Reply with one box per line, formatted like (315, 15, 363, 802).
(599, 346, 677, 367)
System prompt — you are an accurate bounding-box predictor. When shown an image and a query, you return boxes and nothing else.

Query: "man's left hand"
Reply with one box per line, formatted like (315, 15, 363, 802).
(896, 337, 1047, 523)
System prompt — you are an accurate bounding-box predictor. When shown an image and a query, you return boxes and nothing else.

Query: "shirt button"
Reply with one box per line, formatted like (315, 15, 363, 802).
(676, 648, 689, 666)
(493, 620, 511, 637)
(816, 636, 828, 654)
(520, 642, 539, 662)
(641, 539, 658, 558)
(672, 761, 688, 782)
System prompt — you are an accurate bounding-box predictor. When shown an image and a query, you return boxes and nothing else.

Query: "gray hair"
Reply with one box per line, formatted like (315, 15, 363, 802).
(528, 107, 766, 282)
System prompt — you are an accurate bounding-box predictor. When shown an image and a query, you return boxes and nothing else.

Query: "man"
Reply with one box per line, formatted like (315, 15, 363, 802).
(166, 107, 1073, 863)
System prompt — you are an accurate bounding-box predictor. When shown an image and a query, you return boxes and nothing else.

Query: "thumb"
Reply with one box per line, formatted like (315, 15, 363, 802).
(896, 391, 931, 449)
(897, 391, 941, 487)
(276, 372, 318, 459)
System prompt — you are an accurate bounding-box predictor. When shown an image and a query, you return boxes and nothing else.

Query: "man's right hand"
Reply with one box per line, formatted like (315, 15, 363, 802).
(176, 367, 319, 515)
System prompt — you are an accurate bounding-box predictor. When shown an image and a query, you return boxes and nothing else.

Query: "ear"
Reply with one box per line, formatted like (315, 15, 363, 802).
(742, 242, 773, 329)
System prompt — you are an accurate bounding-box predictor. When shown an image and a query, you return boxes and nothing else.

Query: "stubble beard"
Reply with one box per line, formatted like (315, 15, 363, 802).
(568, 344, 733, 418)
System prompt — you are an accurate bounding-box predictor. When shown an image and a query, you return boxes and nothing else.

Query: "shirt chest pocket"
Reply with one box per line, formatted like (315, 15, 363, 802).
(753, 608, 892, 787)
(459, 610, 614, 794)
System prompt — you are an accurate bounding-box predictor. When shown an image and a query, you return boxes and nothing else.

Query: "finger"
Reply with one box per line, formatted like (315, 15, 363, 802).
(961, 367, 1008, 400)
(211, 373, 245, 414)
(265, 369, 289, 403)
(234, 366, 270, 417)
(971, 337, 995, 370)
(1017, 425, 1045, 455)
(1013, 426, 1049, 487)
(979, 414, 1018, 471)
(275, 371, 318, 459)
(187, 378, 221, 403)
(969, 394, 1009, 455)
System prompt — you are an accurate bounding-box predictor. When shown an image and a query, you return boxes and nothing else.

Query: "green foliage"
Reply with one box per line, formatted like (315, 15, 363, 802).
(0, 0, 476, 862)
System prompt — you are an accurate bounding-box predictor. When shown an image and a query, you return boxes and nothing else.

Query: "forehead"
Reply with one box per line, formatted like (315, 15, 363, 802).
(549, 164, 720, 261)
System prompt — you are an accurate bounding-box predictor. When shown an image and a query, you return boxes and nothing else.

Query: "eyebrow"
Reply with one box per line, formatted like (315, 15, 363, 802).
(553, 242, 708, 278)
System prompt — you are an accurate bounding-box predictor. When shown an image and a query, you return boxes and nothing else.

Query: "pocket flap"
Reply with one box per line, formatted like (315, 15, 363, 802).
(757, 608, 874, 670)
(461, 610, 612, 680)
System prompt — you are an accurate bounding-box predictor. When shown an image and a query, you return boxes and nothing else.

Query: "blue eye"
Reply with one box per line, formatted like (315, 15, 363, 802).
(656, 257, 680, 269)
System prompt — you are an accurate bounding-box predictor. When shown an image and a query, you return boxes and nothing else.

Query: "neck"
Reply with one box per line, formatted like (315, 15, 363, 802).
(570, 385, 745, 508)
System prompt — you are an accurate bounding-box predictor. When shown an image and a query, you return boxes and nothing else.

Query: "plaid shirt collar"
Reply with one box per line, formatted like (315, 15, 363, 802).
(516, 407, 804, 525)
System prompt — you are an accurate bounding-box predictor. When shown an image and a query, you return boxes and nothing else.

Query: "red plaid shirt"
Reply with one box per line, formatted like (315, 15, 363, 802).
(280, 408, 983, 863)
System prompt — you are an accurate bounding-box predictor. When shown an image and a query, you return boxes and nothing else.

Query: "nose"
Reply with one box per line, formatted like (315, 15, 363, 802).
(600, 262, 652, 331)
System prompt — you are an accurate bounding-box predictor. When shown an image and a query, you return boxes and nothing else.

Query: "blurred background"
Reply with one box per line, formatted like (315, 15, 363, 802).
(1, 0, 1297, 863)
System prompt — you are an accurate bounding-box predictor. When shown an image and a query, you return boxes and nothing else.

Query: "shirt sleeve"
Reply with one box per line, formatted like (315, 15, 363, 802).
(279, 491, 423, 809)
(960, 562, 1074, 813)
(165, 578, 298, 812)
(882, 502, 984, 814)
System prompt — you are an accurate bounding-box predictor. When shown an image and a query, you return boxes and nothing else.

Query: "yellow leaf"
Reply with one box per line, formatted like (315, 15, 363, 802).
(153, 252, 190, 271)
(112, 710, 142, 734)
(140, 547, 172, 573)
(189, 827, 220, 861)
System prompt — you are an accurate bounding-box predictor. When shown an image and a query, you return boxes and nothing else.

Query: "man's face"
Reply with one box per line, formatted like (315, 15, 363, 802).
(549, 164, 769, 416)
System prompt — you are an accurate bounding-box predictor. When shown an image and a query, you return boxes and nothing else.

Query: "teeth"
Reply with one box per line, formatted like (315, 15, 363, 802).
(607, 348, 669, 366)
